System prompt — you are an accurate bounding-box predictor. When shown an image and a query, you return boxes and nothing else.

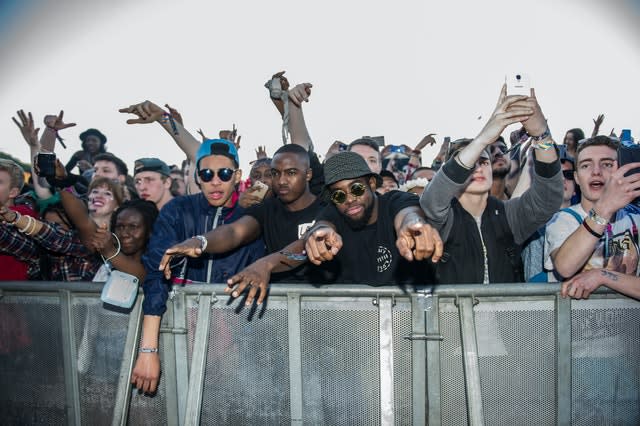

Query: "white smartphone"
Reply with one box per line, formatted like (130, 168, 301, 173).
(251, 180, 269, 200)
(506, 73, 531, 96)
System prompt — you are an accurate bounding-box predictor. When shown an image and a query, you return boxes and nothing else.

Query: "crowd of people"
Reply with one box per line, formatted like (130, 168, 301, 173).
(1, 71, 638, 394)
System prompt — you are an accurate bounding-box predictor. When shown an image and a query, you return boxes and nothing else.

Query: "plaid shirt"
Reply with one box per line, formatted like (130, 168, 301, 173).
(0, 221, 101, 281)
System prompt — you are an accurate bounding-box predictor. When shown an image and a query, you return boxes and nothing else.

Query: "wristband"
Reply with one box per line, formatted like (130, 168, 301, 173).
(139, 347, 158, 353)
(527, 127, 552, 142)
(582, 220, 604, 239)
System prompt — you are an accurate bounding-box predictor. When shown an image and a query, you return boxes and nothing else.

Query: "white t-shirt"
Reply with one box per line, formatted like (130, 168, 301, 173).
(544, 204, 640, 276)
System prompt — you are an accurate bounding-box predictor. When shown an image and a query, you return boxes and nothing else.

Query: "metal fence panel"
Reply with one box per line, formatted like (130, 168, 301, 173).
(0, 294, 67, 424)
(571, 297, 640, 426)
(73, 297, 130, 426)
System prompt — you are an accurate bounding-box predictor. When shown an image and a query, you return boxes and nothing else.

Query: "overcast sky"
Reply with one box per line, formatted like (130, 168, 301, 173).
(1, 0, 638, 174)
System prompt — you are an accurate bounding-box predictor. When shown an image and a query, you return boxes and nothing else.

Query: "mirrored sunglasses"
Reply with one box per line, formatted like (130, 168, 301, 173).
(331, 182, 367, 205)
(562, 170, 574, 181)
(198, 168, 236, 183)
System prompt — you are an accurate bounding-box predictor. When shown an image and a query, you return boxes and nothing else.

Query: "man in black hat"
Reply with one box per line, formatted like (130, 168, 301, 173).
(303, 151, 442, 285)
(65, 128, 107, 173)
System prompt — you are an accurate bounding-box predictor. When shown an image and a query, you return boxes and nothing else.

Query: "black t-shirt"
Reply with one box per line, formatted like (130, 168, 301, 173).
(246, 196, 325, 253)
(246, 196, 331, 283)
(315, 191, 432, 286)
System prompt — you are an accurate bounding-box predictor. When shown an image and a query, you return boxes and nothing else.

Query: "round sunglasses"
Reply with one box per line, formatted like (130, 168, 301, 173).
(198, 168, 236, 183)
(331, 182, 367, 205)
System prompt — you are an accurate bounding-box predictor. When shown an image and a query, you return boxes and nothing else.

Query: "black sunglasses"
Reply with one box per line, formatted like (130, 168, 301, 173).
(562, 170, 574, 181)
(331, 182, 367, 205)
(198, 168, 236, 183)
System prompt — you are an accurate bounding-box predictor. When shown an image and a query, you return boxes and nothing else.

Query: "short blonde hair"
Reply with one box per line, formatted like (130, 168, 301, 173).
(0, 159, 25, 191)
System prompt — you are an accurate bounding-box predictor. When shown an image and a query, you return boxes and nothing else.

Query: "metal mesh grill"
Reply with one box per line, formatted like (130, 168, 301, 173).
(72, 297, 130, 425)
(571, 298, 640, 426)
(393, 301, 413, 426)
(475, 300, 556, 425)
(439, 300, 467, 426)
(439, 299, 556, 426)
(301, 299, 380, 425)
(0, 295, 66, 424)
(196, 297, 292, 424)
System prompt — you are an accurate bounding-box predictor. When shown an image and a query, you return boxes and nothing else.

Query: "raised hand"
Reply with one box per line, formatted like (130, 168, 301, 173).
(12, 110, 40, 148)
(43, 110, 76, 131)
(396, 220, 443, 262)
(164, 104, 183, 126)
(415, 133, 437, 151)
(591, 113, 605, 137)
(288, 83, 313, 107)
(304, 225, 342, 265)
(118, 101, 165, 124)
(196, 128, 208, 141)
(255, 145, 268, 160)
(225, 259, 272, 305)
(507, 88, 547, 137)
(158, 237, 204, 279)
(476, 85, 532, 146)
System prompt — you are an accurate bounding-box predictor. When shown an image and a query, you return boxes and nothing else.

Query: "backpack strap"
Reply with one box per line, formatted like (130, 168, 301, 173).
(559, 207, 583, 224)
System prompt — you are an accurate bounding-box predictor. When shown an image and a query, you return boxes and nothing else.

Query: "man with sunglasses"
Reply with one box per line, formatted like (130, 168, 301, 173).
(420, 85, 563, 284)
(302, 151, 443, 285)
(489, 136, 511, 200)
(131, 139, 265, 395)
(545, 136, 640, 284)
(158, 144, 329, 305)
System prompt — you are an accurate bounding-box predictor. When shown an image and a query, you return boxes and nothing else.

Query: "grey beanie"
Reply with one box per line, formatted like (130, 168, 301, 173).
(324, 151, 382, 187)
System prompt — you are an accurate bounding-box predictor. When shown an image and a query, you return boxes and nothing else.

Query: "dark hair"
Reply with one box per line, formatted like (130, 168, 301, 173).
(273, 144, 310, 167)
(93, 153, 128, 176)
(79, 128, 107, 153)
(575, 135, 620, 161)
(348, 138, 380, 153)
(566, 128, 585, 143)
(110, 199, 159, 250)
(41, 202, 74, 230)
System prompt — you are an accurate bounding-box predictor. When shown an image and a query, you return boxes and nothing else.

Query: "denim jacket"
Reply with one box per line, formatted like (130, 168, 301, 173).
(142, 192, 265, 316)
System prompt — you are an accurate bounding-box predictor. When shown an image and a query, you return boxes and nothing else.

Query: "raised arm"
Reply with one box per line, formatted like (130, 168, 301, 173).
(12, 109, 51, 200)
(119, 100, 201, 194)
(266, 71, 314, 151)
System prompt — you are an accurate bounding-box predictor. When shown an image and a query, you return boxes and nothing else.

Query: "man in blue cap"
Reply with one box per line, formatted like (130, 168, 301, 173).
(130, 139, 264, 395)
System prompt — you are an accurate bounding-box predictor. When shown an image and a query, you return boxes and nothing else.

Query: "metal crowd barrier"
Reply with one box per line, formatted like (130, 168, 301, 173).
(0, 281, 639, 425)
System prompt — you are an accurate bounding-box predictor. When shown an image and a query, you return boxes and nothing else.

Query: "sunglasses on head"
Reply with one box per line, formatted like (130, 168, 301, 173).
(331, 182, 367, 205)
(562, 170, 574, 181)
(198, 168, 236, 183)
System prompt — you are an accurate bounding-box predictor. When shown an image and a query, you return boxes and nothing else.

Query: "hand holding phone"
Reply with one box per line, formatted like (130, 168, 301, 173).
(37, 152, 57, 179)
(506, 74, 531, 96)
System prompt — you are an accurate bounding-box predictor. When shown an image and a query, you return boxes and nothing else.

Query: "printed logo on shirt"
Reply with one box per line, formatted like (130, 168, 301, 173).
(377, 245, 393, 273)
(298, 221, 315, 239)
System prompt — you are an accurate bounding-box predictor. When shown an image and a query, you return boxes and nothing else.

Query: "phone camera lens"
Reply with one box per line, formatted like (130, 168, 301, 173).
(516, 74, 521, 80)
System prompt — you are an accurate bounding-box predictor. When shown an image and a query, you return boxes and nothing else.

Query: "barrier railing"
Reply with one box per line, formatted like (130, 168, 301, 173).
(0, 282, 638, 425)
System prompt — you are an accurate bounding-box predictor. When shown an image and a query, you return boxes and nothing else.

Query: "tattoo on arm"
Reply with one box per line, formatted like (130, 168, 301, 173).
(601, 270, 619, 281)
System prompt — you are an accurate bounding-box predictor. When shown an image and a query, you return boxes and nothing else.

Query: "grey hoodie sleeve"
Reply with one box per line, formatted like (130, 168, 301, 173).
(419, 158, 474, 241)
(504, 157, 563, 244)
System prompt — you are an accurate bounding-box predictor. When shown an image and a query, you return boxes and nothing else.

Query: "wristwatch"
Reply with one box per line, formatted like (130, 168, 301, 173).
(588, 208, 608, 226)
(192, 235, 208, 252)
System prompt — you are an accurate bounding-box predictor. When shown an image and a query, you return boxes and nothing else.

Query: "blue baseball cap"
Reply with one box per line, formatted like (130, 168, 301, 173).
(196, 139, 239, 169)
